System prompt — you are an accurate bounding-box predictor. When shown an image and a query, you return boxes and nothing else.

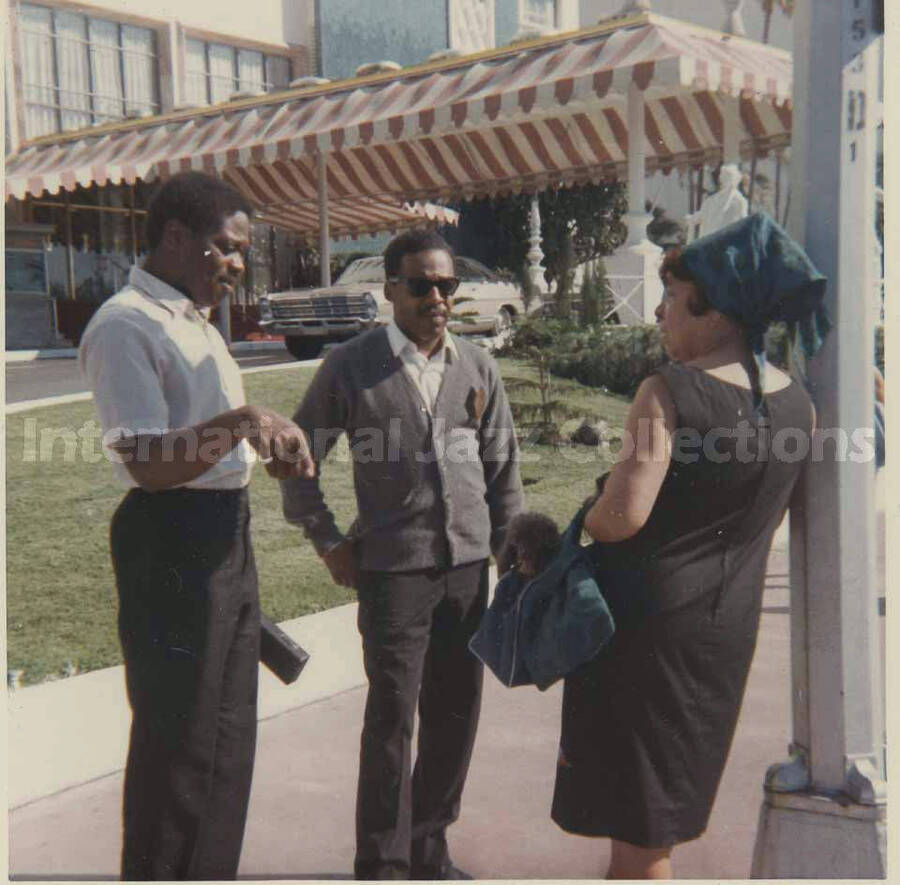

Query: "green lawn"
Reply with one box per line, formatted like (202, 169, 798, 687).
(6, 358, 629, 685)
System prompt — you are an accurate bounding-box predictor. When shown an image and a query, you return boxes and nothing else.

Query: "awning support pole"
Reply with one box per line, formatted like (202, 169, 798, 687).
(623, 80, 652, 246)
(317, 151, 331, 286)
(64, 192, 76, 300)
(723, 98, 741, 166)
(129, 185, 139, 264)
(608, 77, 661, 324)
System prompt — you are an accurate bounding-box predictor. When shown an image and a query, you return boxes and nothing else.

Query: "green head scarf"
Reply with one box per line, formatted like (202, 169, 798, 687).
(679, 212, 830, 410)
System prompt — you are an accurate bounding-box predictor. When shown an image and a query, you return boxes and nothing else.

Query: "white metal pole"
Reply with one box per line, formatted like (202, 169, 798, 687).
(317, 150, 331, 287)
(752, 1, 885, 874)
(623, 80, 651, 246)
(787, 0, 882, 797)
(722, 98, 741, 167)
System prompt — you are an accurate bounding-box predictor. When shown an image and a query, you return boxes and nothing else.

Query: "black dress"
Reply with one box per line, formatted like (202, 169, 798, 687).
(551, 362, 813, 848)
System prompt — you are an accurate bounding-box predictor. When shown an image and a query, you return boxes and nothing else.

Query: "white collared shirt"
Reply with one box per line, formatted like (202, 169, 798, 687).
(386, 320, 457, 413)
(78, 265, 253, 490)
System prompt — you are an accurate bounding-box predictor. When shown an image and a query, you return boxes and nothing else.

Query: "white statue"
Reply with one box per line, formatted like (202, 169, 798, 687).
(685, 164, 748, 241)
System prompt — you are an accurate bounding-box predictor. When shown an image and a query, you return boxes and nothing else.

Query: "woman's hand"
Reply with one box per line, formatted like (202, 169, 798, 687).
(584, 376, 675, 543)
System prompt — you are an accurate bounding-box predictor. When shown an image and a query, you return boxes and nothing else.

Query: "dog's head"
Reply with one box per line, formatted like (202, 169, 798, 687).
(498, 512, 561, 578)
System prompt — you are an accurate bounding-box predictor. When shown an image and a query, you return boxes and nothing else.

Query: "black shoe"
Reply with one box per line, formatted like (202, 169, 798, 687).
(411, 863, 473, 880)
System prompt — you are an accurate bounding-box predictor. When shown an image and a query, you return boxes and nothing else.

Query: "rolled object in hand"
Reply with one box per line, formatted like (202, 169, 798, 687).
(260, 613, 310, 684)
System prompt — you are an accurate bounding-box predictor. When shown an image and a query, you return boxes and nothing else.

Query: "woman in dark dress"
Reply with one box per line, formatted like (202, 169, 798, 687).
(551, 214, 830, 878)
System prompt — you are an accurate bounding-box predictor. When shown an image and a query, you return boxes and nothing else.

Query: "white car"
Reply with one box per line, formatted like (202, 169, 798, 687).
(259, 255, 531, 360)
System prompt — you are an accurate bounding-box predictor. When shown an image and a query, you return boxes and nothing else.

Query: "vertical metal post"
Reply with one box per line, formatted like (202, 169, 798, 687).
(722, 98, 741, 166)
(786, 0, 883, 797)
(317, 150, 331, 286)
(129, 185, 139, 264)
(623, 79, 651, 246)
(607, 75, 662, 323)
(64, 192, 76, 299)
(752, 2, 885, 875)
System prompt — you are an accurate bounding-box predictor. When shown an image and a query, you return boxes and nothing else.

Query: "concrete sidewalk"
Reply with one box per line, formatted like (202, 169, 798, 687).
(5, 339, 290, 362)
(9, 605, 791, 880)
(9, 530, 800, 880)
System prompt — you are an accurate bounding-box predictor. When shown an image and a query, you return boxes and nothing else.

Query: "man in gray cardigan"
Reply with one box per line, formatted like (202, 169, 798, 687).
(281, 229, 523, 880)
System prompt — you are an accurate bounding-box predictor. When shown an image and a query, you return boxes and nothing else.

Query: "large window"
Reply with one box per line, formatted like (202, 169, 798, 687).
(520, 0, 556, 31)
(19, 3, 160, 139)
(184, 39, 291, 106)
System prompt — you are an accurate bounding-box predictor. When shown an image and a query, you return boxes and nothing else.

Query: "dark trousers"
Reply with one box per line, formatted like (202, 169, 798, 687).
(110, 487, 260, 881)
(353, 560, 488, 880)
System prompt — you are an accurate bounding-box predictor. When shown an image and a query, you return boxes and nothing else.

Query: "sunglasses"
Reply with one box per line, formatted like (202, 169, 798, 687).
(388, 275, 460, 298)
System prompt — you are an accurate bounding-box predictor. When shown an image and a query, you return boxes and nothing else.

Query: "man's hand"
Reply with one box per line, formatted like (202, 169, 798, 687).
(242, 407, 316, 479)
(322, 540, 358, 588)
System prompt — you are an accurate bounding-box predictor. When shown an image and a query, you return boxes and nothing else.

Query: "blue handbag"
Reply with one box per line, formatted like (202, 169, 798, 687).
(469, 505, 615, 691)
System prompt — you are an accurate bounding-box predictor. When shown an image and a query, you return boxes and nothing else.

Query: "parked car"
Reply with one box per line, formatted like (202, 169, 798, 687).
(258, 255, 532, 360)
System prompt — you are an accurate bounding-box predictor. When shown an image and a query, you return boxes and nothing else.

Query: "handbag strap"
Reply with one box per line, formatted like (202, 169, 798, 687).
(561, 502, 592, 549)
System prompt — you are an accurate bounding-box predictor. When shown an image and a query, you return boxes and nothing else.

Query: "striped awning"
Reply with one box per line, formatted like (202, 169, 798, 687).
(6, 10, 792, 234)
(256, 198, 459, 239)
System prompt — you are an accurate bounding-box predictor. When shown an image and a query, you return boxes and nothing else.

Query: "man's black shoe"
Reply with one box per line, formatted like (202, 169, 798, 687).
(410, 863, 473, 880)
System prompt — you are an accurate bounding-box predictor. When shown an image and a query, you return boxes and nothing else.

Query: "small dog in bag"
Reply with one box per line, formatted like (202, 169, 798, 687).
(498, 512, 561, 579)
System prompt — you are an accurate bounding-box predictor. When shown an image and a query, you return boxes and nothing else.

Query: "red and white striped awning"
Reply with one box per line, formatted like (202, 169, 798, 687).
(6, 10, 791, 235)
(256, 198, 459, 239)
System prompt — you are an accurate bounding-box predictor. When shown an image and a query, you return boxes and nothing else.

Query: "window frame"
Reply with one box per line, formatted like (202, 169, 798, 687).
(183, 35, 292, 106)
(519, 0, 557, 32)
(19, 2, 160, 138)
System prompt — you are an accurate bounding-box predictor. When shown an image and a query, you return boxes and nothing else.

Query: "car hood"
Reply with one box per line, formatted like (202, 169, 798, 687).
(266, 283, 381, 302)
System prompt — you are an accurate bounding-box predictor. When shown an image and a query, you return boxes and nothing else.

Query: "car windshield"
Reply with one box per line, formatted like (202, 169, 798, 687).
(335, 255, 502, 285)
(335, 257, 386, 284)
(455, 257, 500, 283)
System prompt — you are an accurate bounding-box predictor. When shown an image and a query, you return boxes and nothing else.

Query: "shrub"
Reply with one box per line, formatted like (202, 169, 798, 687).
(502, 319, 664, 396)
(553, 325, 667, 396)
(763, 323, 884, 374)
(594, 259, 619, 325)
(581, 264, 600, 327)
(499, 315, 581, 355)
(505, 315, 875, 400)
(553, 231, 576, 320)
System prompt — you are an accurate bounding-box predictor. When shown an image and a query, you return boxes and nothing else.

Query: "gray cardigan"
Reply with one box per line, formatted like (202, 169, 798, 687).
(281, 326, 524, 572)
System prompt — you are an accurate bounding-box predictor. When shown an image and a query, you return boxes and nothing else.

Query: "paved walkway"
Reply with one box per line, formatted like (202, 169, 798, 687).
(7, 421, 885, 882)
(9, 609, 790, 881)
(10, 535, 802, 880)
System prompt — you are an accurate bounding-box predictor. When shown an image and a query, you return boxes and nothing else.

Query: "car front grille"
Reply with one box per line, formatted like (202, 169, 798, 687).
(271, 294, 370, 320)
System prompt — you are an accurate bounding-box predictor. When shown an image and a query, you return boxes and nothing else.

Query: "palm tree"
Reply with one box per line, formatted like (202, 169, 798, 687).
(759, 0, 794, 44)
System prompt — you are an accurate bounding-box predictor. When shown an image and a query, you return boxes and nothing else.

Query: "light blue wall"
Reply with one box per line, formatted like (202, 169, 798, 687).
(317, 0, 449, 80)
(495, 0, 520, 46)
